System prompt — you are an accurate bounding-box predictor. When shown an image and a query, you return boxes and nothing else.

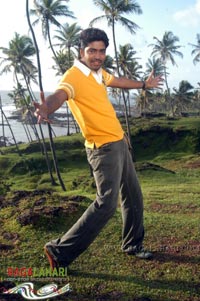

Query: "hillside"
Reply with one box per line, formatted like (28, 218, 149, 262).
(0, 117, 199, 301)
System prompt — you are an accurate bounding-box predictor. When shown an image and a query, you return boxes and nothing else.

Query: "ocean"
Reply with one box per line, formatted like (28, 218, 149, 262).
(0, 90, 73, 144)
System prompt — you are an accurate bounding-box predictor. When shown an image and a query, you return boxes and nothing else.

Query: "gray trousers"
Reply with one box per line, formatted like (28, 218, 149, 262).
(46, 137, 144, 266)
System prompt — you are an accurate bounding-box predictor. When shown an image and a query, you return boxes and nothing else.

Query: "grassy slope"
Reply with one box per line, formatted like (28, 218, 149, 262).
(0, 117, 199, 301)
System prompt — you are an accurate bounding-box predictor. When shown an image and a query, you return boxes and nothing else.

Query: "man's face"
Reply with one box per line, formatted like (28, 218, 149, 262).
(80, 41, 106, 71)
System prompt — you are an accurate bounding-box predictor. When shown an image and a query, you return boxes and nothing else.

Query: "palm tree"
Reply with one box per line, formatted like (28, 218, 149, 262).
(102, 54, 115, 73)
(172, 80, 194, 116)
(145, 57, 165, 78)
(52, 49, 73, 75)
(53, 22, 82, 136)
(193, 85, 200, 114)
(30, 0, 75, 71)
(118, 44, 136, 75)
(0, 95, 21, 155)
(27, 0, 67, 190)
(117, 43, 142, 115)
(90, 0, 142, 72)
(90, 0, 142, 145)
(190, 33, 200, 65)
(0, 33, 36, 84)
(103, 54, 122, 111)
(8, 84, 34, 143)
(139, 57, 165, 116)
(149, 31, 183, 94)
(0, 33, 42, 143)
(51, 49, 75, 136)
(53, 22, 81, 63)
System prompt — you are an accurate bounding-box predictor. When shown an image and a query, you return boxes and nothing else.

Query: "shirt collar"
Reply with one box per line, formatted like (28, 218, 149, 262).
(74, 59, 102, 79)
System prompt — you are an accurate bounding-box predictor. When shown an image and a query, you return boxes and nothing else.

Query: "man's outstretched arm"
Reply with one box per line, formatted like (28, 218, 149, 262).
(34, 89, 68, 123)
(108, 70, 163, 90)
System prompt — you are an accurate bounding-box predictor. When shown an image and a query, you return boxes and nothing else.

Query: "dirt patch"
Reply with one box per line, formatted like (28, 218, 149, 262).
(149, 202, 199, 213)
(0, 190, 52, 208)
(185, 159, 200, 169)
(135, 162, 175, 174)
(154, 238, 200, 258)
(1, 190, 88, 209)
(1, 190, 89, 227)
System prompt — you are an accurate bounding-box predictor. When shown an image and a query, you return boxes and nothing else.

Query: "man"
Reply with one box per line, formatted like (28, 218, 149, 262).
(34, 28, 163, 269)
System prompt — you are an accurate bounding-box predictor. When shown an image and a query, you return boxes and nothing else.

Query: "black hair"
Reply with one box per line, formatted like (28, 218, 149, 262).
(79, 28, 109, 49)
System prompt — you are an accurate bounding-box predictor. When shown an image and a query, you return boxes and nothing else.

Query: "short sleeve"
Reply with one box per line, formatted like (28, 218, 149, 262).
(56, 70, 75, 99)
(102, 69, 114, 86)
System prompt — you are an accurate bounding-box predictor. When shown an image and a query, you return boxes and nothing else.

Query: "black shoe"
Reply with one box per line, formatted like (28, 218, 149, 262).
(125, 246, 153, 259)
(134, 247, 153, 259)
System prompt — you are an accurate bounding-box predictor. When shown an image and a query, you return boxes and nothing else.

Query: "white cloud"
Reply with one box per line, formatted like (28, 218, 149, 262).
(173, 0, 200, 27)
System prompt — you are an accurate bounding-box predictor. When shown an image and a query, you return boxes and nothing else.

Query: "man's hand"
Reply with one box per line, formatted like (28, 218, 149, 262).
(145, 70, 164, 90)
(33, 90, 68, 124)
(34, 101, 51, 124)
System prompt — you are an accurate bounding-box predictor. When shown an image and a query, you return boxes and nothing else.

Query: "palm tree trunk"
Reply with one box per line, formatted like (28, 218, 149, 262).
(47, 25, 64, 73)
(20, 67, 43, 143)
(164, 65, 170, 94)
(0, 106, 21, 155)
(47, 24, 71, 137)
(111, 19, 132, 152)
(23, 122, 32, 142)
(26, 0, 57, 187)
(26, 0, 66, 191)
(0, 96, 6, 146)
(164, 65, 174, 116)
(15, 71, 43, 147)
(66, 105, 70, 136)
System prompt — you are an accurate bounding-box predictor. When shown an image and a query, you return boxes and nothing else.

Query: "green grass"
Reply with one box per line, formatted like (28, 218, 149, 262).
(0, 118, 200, 300)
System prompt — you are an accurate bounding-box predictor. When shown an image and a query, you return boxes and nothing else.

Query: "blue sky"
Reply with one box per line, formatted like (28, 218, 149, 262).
(0, 0, 200, 92)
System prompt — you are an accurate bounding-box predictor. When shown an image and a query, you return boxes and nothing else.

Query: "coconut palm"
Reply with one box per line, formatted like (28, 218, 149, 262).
(0, 33, 42, 143)
(0, 95, 21, 154)
(27, 0, 67, 190)
(0, 32, 38, 103)
(172, 80, 194, 115)
(190, 33, 200, 65)
(53, 22, 81, 62)
(90, 0, 142, 73)
(117, 43, 142, 78)
(90, 0, 142, 145)
(53, 22, 82, 135)
(52, 49, 74, 75)
(30, 0, 75, 71)
(0, 33, 36, 83)
(127, 60, 143, 81)
(30, 1, 76, 144)
(145, 57, 165, 78)
(117, 43, 142, 115)
(149, 31, 183, 94)
(118, 44, 135, 75)
(51, 49, 75, 136)
(193, 85, 200, 113)
(139, 57, 165, 115)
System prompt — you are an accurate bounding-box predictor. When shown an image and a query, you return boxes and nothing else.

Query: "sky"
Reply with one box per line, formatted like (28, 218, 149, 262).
(0, 0, 200, 93)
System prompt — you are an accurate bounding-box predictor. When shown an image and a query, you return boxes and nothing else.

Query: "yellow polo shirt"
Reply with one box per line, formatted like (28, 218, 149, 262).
(57, 60, 124, 148)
